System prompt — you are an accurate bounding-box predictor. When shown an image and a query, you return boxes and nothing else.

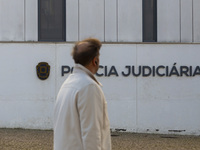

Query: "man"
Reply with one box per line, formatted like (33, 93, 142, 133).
(54, 38, 111, 150)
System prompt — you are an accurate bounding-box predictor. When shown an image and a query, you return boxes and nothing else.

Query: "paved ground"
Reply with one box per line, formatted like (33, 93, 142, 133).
(0, 128, 200, 150)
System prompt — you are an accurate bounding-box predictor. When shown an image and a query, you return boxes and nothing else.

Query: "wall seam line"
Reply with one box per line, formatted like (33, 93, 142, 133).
(180, 0, 181, 42)
(104, 0, 105, 42)
(65, 0, 67, 41)
(24, 0, 26, 41)
(78, 0, 80, 41)
(116, 0, 118, 42)
(55, 44, 57, 104)
(136, 44, 138, 132)
(192, 0, 194, 42)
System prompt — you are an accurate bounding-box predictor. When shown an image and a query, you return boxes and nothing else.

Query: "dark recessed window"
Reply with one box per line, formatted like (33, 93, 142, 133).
(38, 0, 66, 41)
(143, 0, 157, 42)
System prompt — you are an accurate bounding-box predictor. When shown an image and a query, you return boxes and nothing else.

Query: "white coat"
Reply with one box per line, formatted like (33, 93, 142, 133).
(54, 64, 111, 150)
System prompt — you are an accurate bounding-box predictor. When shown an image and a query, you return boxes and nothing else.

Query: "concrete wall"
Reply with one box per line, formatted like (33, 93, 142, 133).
(0, 43, 200, 135)
(0, 0, 200, 135)
(157, 0, 200, 43)
(0, 0, 200, 42)
(0, 0, 38, 41)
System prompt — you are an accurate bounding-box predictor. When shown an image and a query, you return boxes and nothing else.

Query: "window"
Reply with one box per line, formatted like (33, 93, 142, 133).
(143, 0, 157, 42)
(38, 0, 66, 41)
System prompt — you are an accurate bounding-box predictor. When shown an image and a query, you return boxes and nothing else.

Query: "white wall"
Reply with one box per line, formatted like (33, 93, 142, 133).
(193, 0, 200, 42)
(66, 0, 79, 41)
(0, 43, 200, 135)
(157, 0, 180, 42)
(25, 0, 38, 41)
(0, 0, 37, 41)
(136, 44, 200, 134)
(1, 0, 200, 42)
(0, 0, 24, 41)
(79, 0, 105, 41)
(118, 0, 142, 42)
(181, 0, 193, 42)
(105, 0, 117, 42)
(157, 0, 200, 43)
(0, 43, 56, 129)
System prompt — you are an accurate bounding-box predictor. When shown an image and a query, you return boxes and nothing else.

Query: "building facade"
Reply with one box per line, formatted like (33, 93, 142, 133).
(0, 0, 200, 135)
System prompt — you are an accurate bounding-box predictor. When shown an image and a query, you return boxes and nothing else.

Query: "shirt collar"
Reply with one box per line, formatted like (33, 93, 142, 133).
(73, 64, 102, 86)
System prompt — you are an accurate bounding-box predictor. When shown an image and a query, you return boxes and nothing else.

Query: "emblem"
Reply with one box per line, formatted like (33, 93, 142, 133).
(36, 62, 50, 80)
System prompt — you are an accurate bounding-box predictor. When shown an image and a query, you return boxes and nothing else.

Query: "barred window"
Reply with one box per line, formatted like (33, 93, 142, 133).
(143, 0, 157, 42)
(38, 0, 65, 41)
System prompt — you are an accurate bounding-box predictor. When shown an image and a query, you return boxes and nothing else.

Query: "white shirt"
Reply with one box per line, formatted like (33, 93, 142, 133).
(54, 64, 111, 150)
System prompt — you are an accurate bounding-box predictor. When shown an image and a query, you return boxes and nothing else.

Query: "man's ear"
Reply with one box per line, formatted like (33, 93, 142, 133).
(92, 57, 98, 66)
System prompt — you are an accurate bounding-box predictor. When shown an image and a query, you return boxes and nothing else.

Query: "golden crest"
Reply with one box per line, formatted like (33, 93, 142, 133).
(36, 62, 50, 80)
